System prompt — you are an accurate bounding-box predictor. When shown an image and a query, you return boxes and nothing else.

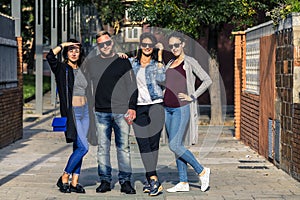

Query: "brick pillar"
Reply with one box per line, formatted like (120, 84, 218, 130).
(17, 37, 23, 89)
(276, 28, 294, 174)
(17, 36, 23, 136)
(232, 31, 246, 140)
(291, 17, 300, 181)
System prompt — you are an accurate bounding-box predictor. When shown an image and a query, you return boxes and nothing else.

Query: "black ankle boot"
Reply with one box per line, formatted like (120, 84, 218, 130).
(120, 181, 136, 194)
(56, 176, 70, 193)
(96, 180, 111, 193)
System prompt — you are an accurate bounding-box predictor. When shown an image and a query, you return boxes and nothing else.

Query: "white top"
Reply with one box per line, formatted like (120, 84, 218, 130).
(136, 68, 162, 105)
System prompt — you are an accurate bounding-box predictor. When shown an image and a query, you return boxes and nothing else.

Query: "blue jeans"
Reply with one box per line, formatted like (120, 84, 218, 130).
(165, 104, 204, 182)
(64, 103, 89, 175)
(94, 112, 132, 184)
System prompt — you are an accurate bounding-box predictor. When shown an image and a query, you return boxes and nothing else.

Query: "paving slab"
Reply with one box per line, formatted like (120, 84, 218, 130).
(0, 93, 299, 199)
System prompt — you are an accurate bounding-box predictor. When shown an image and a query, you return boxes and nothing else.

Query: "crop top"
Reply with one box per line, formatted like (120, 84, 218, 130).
(73, 68, 87, 96)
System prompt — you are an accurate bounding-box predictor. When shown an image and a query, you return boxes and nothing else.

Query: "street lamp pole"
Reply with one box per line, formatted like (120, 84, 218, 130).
(35, 0, 43, 115)
(61, 2, 67, 42)
(50, 0, 58, 106)
(11, 0, 21, 37)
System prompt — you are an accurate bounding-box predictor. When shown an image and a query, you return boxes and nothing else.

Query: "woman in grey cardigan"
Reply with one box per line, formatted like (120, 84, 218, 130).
(164, 32, 212, 193)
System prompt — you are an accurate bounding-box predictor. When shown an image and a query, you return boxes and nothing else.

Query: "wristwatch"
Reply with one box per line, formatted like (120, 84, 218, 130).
(190, 94, 197, 102)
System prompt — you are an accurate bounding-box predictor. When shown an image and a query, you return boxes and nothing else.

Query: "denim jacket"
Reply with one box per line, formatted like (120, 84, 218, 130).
(129, 58, 166, 101)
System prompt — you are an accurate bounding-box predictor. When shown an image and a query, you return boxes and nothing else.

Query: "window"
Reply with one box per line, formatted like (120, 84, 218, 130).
(124, 27, 142, 42)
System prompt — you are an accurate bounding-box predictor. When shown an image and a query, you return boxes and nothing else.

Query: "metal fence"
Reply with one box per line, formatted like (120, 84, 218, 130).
(245, 21, 274, 95)
(0, 13, 17, 90)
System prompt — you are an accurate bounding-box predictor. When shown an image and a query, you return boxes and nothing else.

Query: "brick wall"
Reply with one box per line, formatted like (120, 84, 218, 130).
(0, 37, 23, 148)
(240, 93, 260, 151)
(275, 28, 294, 175)
(290, 19, 300, 181)
(233, 31, 260, 153)
(292, 104, 300, 180)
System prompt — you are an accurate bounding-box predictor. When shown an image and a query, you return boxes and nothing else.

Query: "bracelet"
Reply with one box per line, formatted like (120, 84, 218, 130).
(59, 44, 63, 50)
(158, 60, 164, 64)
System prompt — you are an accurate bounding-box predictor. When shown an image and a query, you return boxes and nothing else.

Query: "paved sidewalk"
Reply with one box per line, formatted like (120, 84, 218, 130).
(0, 93, 300, 200)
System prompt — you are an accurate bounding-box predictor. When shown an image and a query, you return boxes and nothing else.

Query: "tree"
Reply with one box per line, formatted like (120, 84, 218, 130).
(0, 0, 11, 15)
(61, 0, 125, 34)
(0, 0, 36, 73)
(127, 0, 276, 125)
(267, 0, 300, 26)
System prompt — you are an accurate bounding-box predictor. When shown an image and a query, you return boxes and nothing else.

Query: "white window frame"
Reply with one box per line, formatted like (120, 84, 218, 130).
(124, 27, 142, 42)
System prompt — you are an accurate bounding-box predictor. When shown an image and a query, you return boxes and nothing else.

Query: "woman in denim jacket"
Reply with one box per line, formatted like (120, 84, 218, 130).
(129, 32, 165, 196)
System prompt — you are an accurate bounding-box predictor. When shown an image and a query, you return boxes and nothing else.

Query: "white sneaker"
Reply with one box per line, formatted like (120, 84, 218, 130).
(167, 182, 189, 193)
(200, 168, 210, 192)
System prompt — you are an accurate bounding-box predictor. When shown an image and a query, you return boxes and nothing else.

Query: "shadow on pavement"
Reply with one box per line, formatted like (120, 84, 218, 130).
(0, 144, 69, 186)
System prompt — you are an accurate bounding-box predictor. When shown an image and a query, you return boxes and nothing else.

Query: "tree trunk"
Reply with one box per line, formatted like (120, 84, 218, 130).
(208, 25, 223, 125)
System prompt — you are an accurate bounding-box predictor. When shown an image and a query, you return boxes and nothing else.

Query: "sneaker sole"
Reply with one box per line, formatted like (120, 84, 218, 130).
(96, 188, 111, 193)
(201, 168, 210, 192)
(143, 189, 150, 193)
(120, 189, 136, 194)
(166, 189, 189, 193)
(149, 185, 163, 196)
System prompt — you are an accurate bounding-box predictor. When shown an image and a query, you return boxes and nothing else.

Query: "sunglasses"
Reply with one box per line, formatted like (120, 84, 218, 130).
(140, 43, 154, 48)
(168, 43, 181, 49)
(98, 40, 112, 48)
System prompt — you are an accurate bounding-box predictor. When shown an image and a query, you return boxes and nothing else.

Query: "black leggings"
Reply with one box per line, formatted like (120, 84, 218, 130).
(132, 103, 165, 182)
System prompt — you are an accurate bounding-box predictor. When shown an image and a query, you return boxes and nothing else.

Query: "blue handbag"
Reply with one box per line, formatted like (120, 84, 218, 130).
(52, 117, 67, 131)
(52, 68, 68, 132)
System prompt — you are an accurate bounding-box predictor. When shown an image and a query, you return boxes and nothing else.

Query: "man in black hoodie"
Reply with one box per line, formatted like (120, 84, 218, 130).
(83, 31, 138, 194)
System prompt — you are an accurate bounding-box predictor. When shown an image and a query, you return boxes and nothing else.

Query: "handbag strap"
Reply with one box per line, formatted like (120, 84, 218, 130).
(53, 67, 69, 116)
(66, 67, 69, 109)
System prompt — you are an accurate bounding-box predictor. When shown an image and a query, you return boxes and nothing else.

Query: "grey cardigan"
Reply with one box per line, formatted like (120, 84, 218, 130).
(166, 55, 212, 145)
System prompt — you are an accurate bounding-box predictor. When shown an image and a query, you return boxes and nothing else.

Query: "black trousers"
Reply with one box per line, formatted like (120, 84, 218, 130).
(132, 103, 165, 182)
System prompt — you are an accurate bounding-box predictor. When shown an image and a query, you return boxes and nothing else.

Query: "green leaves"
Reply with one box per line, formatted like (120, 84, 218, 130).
(127, 0, 269, 39)
(128, 0, 201, 38)
(61, 0, 125, 27)
(267, 0, 300, 26)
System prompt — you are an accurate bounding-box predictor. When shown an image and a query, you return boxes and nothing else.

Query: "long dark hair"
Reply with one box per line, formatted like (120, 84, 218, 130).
(167, 31, 186, 43)
(62, 38, 85, 67)
(136, 32, 159, 63)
